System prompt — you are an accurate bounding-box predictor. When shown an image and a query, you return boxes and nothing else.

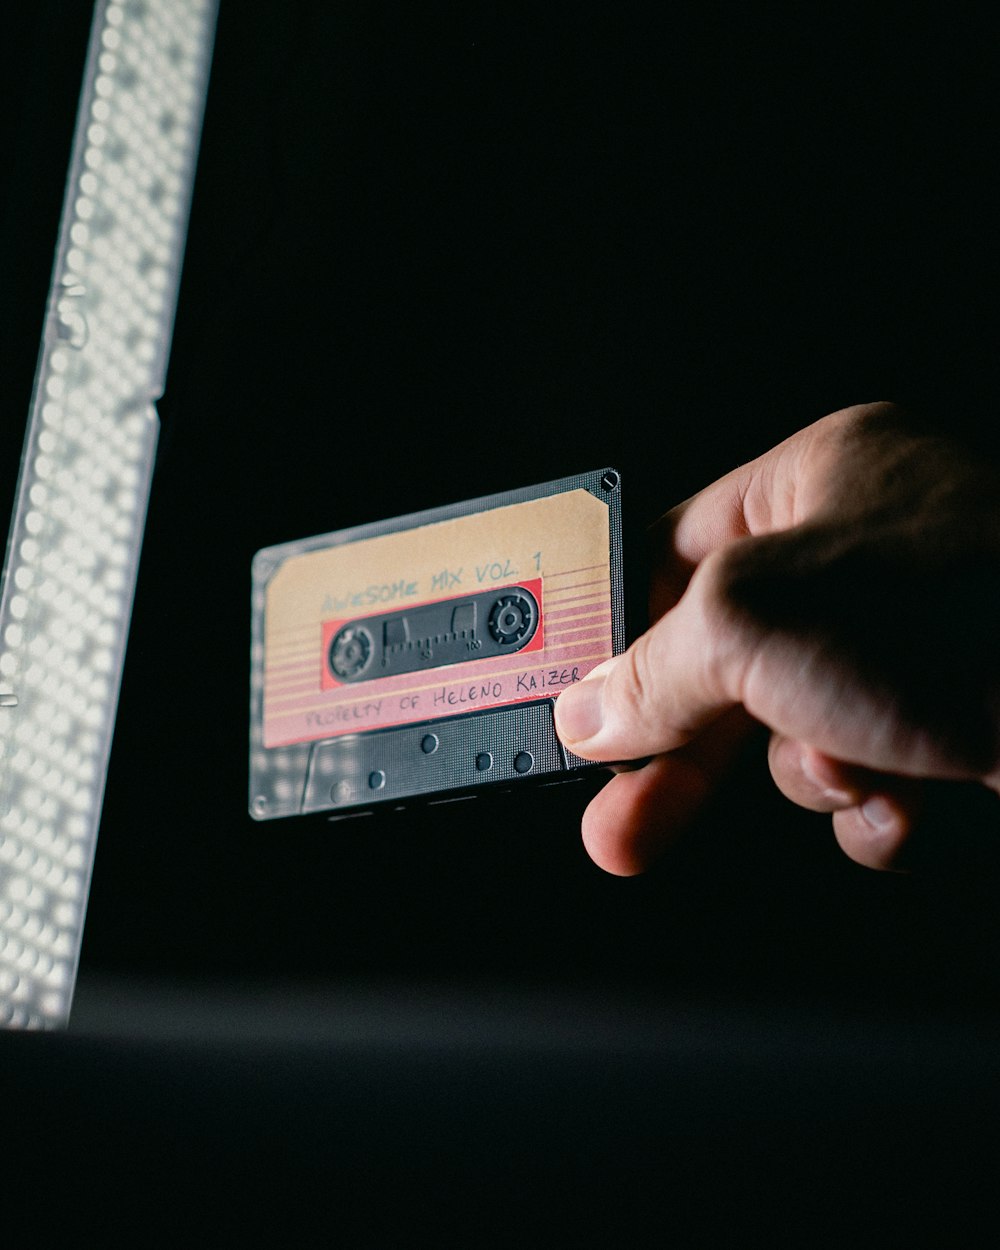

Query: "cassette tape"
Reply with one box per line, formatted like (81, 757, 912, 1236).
(249, 468, 628, 819)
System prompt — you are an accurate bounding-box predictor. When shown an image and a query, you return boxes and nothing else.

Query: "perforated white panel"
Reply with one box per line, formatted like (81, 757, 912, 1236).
(0, 0, 217, 1029)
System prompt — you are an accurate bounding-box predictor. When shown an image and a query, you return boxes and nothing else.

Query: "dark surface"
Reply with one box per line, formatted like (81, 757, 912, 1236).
(3, 975, 999, 1241)
(2, 1, 999, 1235)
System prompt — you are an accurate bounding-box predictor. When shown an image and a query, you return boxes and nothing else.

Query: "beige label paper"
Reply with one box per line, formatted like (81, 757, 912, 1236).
(263, 489, 612, 747)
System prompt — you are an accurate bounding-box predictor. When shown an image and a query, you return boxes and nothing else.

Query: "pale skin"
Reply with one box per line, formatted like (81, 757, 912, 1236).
(554, 403, 1000, 875)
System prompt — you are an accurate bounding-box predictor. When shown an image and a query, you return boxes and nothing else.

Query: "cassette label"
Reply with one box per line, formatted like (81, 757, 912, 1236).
(250, 469, 628, 820)
(261, 491, 612, 749)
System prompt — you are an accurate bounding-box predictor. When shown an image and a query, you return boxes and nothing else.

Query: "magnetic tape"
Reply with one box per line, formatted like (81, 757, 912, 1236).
(249, 468, 629, 819)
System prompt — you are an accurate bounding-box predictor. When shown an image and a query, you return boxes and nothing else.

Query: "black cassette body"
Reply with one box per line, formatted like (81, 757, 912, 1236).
(249, 469, 627, 819)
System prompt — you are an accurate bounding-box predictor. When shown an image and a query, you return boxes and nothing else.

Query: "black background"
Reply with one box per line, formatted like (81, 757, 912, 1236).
(2, 2, 1000, 1237)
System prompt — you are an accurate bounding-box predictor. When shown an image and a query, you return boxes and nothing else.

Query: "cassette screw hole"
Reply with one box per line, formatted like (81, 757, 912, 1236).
(600, 470, 620, 492)
(368, 770, 386, 791)
(251, 796, 268, 818)
(331, 780, 352, 805)
(514, 751, 534, 774)
(421, 734, 439, 755)
(476, 751, 493, 772)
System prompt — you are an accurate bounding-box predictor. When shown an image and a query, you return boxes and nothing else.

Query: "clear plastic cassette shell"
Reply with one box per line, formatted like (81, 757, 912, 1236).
(250, 468, 627, 820)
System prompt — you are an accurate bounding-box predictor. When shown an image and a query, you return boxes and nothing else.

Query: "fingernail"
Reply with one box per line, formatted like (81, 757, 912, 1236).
(800, 751, 852, 805)
(555, 674, 606, 745)
(862, 795, 896, 832)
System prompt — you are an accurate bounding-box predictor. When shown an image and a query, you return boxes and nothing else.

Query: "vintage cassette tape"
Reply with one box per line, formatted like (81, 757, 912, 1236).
(249, 468, 628, 819)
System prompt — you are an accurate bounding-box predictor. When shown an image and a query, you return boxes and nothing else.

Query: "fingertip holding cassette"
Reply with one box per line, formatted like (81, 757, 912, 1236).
(249, 469, 628, 820)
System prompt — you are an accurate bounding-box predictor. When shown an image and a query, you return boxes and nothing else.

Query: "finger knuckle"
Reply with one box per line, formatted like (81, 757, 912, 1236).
(615, 636, 655, 724)
(695, 546, 767, 706)
(823, 400, 902, 446)
(700, 545, 759, 636)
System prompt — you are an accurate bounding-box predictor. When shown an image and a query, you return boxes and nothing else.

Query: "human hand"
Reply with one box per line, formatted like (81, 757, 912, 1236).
(555, 403, 1000, 874)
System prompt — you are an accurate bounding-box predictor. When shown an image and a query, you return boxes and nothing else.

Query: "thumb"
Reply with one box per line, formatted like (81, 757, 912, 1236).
(555, 550, 751, 762)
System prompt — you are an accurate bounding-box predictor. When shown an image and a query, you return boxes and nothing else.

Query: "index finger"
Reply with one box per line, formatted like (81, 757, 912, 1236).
(648, 410, 849, 618)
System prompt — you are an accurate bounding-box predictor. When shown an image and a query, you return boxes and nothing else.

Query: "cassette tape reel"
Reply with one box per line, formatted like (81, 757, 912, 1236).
(250, 469, 628, 819)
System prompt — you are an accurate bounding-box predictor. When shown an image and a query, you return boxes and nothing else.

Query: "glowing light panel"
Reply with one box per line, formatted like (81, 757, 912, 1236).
(0, 0, 217, 1029)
